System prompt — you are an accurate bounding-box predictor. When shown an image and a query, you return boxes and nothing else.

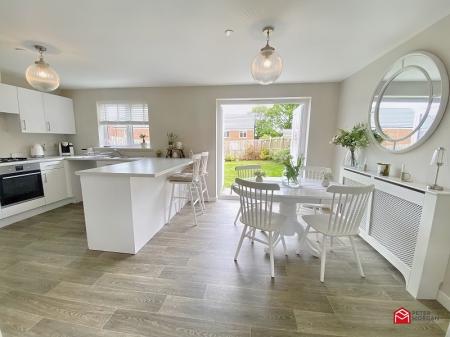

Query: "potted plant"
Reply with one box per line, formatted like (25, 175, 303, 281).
(254, 170, 266, 182)
(331, 123, 370, 167)
(139, 134, 147, 148)
(167, 132, 178, 146)
(155, 149, 163, 158)
(282, 154, 304, 187)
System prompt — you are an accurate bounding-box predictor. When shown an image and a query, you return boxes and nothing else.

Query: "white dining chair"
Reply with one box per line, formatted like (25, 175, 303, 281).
(299, 184, 374, 282)
(298, 166, 333, 215)
(199, 152, 210, 207)
(233, 164, 261, 225)
(167, 153, 204, 226)
(233, 178, 286, 278)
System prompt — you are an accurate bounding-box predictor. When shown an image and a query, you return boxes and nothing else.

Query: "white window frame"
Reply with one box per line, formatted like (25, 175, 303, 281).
(239, 130, 247, 138)
(97, 101, 150, 147)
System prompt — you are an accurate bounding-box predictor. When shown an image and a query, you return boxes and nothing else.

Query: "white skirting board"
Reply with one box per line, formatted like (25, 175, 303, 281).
(0, 198, 75, 228)
(438, 290, 450, 312)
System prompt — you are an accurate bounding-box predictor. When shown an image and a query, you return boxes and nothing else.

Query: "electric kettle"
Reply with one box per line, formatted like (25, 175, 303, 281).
(30, 144, 45, 158)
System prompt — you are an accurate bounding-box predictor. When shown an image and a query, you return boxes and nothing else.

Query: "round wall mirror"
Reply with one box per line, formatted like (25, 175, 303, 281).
(369, 51, 449, 153)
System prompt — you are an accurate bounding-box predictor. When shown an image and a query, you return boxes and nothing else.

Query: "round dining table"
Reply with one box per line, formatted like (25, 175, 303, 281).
(258, 177, 333, 256)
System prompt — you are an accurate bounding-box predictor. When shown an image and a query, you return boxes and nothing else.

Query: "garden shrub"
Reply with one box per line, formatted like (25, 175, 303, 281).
(270, 148, 291, 163)
(259, 148, 270, 160)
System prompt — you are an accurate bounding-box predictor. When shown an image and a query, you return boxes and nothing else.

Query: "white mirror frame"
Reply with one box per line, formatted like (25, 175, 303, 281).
(368, 51, 449, 154)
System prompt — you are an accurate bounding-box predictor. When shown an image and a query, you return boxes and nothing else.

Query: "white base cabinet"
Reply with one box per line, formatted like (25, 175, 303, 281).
(40, 161, 70, 204)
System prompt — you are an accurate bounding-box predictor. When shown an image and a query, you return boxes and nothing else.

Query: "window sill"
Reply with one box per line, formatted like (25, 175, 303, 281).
(95, 146, 153, 151)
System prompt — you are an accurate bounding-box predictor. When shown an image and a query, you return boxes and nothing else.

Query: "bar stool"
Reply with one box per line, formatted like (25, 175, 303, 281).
(167, 154, 203, 226)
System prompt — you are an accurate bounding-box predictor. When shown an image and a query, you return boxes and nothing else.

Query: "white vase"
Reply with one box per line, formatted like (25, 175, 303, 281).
(255, 176, 263, 183)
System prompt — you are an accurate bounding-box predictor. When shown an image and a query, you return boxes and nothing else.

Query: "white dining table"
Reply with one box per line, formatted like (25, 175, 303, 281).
(257, 177, 333, 256)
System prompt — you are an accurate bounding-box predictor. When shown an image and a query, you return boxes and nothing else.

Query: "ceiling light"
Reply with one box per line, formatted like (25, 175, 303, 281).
(224, 29, 234, 37)
(251, 26, 283, 85)
(25, 45, 60, 92)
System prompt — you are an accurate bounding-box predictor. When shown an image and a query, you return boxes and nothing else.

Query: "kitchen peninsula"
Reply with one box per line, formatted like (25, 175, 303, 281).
(76, 158, 192, 254)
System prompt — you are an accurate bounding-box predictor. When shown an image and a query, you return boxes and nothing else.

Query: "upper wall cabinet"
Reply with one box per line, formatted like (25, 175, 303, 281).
(43, 93, 76, 134)
(17, 87, 47, 133)
(17, 87, 76, 134)
(0, 83, 19, 114)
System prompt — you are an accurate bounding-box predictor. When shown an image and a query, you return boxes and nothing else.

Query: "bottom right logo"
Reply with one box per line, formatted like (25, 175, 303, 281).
(393, 307, 411, 324)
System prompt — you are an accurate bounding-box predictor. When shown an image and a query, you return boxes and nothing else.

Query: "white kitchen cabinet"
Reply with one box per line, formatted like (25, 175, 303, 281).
(0, 83, 19, 114)
(41, 161, 69, 204)
(17, 87, 47, 133)
(43, 93, 76, 134)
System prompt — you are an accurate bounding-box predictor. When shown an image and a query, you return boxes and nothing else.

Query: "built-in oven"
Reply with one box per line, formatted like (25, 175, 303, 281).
(0, 163, 44, 207)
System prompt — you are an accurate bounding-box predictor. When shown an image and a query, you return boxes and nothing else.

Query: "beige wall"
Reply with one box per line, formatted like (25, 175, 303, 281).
(0, 72, 67, 157)
(64, 82, 340, 198)
(334, 14, 450, 297)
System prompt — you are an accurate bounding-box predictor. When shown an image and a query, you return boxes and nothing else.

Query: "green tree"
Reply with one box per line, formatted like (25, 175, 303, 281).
(252, 104, 299, 138)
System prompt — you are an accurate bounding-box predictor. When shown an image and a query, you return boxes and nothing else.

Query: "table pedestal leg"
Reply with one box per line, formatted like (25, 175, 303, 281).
(278, 200, 320, 257)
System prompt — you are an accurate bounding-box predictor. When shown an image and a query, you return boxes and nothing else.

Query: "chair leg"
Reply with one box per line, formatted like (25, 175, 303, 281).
(296, 225, 310, 255)
(251, 228, 256, 244)
(330, 237, 334, 251)
(167, 183, 175, 223)
(188, 185, 198, 226)
(234, 206, 241, 225)
(349, 236, 365, 278)
(269, 231, 275, 278)
(196, 181, 205, 213)
(320, 234, 327, 282)
(234, 225, 248, 261)
(280, 235, 288, 256)
(203, 175, 210, 202)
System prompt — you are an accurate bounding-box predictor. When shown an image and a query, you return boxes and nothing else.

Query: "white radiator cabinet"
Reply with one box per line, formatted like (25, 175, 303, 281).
(341, 167, 450, 300)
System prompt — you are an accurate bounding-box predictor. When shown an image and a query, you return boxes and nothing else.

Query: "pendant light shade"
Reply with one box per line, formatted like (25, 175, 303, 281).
(26, 45, 60, 92)
(251, 27, 283, 85)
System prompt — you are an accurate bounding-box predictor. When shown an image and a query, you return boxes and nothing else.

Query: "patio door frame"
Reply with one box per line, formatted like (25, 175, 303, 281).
(216, 97, 312, 199)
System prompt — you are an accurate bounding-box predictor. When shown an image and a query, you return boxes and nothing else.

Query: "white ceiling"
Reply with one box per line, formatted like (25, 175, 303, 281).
(1, 0, 450, 89)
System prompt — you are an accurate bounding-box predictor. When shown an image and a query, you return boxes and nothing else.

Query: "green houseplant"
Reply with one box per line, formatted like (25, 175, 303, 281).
(331, 123, 370, 167)
(282, 154, 304, 187)
(254, 170, 266, 182)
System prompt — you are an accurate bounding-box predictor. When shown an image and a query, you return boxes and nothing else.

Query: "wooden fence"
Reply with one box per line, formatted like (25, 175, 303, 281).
(224, 137, 291, 159)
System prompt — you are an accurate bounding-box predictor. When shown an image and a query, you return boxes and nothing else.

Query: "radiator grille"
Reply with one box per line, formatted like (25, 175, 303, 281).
(370, 190, 422, 267)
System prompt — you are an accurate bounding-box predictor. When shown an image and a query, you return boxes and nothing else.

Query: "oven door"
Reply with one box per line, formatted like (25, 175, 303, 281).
(0, 170, 44, 207)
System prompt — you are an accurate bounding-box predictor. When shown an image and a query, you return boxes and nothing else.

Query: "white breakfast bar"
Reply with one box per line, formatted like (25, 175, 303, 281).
(76, 158, 192, 254)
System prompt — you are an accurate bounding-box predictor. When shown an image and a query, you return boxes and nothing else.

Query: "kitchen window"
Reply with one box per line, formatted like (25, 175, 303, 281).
(97, 102, 150, 147)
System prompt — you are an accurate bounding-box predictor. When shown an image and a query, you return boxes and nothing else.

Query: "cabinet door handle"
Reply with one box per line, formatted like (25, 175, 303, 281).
(22, 119, 26, 130)
(47, 122, 51, 131)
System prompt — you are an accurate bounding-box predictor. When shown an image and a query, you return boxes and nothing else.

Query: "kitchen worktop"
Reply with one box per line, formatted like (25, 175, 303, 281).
(75, 158, 192, 178)
(0, 156, 143, 167)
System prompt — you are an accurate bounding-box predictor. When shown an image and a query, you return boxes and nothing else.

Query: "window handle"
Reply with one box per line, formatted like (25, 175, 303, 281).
(22, 119, 26, 130)
(47, 122, 51, 131)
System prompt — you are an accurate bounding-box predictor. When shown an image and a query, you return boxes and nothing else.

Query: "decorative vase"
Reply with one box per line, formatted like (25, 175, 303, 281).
(344, 148, 361, 168)
(255, 176, 263, 183)
(321, 177, 330, 187)
(282, 176, 301, 188)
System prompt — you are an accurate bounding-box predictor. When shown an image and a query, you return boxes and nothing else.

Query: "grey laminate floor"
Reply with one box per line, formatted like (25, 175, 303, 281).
(0, 201, 448, 337)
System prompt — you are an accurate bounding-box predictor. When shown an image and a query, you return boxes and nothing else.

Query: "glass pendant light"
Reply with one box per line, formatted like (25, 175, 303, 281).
(251, 26, 283, 85)
(25, 45, 60, 92)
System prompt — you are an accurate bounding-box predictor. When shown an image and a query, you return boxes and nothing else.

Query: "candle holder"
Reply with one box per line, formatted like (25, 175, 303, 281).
(427, 147, 446, 191)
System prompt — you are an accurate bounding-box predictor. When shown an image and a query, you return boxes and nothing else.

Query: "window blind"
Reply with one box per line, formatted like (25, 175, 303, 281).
(98, 103, 149, 123)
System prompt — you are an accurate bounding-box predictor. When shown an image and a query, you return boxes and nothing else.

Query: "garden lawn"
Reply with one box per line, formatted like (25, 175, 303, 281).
(223, 160, 284, 189)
